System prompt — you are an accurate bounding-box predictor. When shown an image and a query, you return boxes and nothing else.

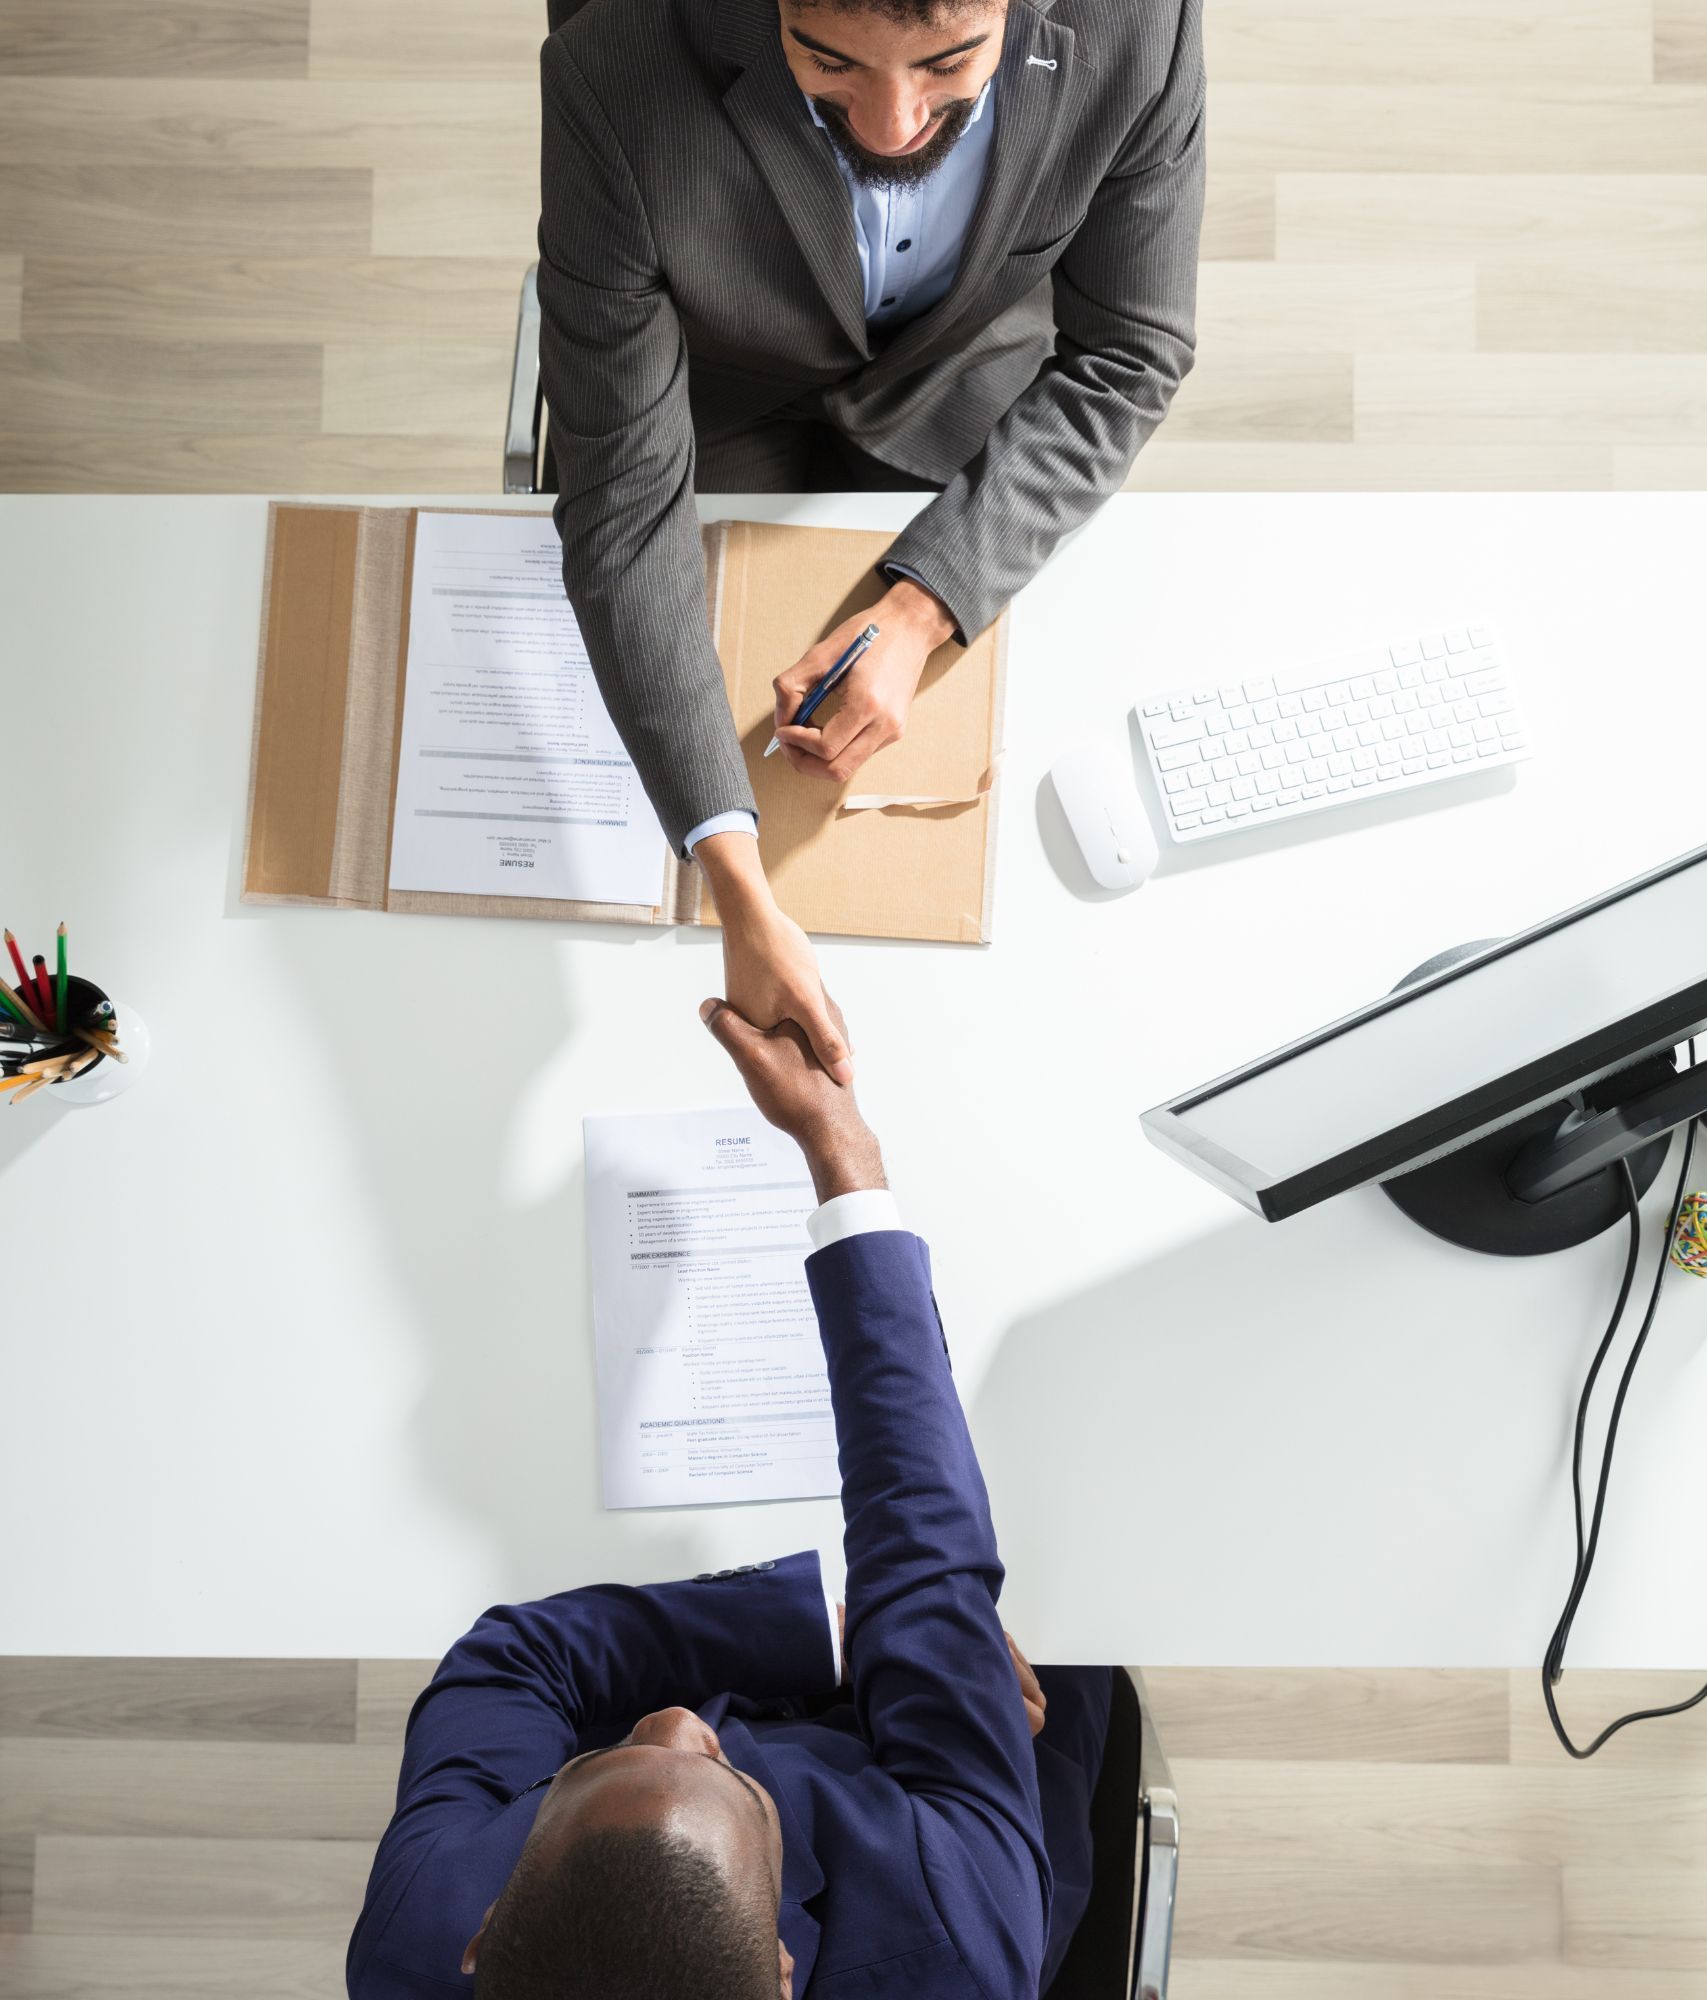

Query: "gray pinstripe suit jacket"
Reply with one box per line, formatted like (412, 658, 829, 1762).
(538, 0, 1205, 853)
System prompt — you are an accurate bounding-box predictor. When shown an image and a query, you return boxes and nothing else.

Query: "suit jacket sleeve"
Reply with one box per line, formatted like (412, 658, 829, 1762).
(347, 1552, 837, 1990)
(537, 35, 755, 855)
(882, 0, 1206, 643)
(807, 1231, 1052, 2000)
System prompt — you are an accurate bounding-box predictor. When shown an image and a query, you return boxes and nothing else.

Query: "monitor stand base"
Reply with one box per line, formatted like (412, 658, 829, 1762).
(1378, 941, 1675, 1257)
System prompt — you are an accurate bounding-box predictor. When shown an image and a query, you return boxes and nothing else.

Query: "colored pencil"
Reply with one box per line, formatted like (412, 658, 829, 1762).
(0, 975, 45, 1036)
(0, 1074, 32, 1095)
(73, 1025, 126, 1064)
(7, 1073, 48, 1105)
(20, 1049, 78, 1077)
(55, 923, 67, 1033)
(3, 930, 27, 993)
(31, 955, 52, 1020)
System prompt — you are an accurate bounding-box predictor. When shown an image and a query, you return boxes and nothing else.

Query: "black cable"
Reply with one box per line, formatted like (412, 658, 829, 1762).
(1542, 1055, 1705, 1758)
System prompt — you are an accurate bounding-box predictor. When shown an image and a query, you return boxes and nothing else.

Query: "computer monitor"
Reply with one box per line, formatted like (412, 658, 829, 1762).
(1142, 843, 1707, 1255)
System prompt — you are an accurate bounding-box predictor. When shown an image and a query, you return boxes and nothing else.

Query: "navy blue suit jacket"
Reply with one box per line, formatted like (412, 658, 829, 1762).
(348, 1231, 1109, 1997)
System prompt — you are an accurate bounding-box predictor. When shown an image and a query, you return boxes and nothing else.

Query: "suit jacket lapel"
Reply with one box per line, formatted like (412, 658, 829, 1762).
(715, 1712, 827, 1995)
(716, 0, 871, 357)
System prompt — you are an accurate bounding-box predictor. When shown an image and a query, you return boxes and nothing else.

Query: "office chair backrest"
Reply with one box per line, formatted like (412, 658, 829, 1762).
(1041, 1667, 1143, 1999)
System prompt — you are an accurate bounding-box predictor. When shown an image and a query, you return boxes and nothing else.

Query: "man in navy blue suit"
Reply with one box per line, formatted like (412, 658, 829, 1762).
(348, 995, 1111, 1999)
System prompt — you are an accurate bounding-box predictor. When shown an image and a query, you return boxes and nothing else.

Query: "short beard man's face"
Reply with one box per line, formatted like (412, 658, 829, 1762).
(812, 89, 978, 188)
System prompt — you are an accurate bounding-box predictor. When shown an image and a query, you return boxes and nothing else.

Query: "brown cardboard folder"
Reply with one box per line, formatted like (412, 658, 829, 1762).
(243, 504, 1006, 943)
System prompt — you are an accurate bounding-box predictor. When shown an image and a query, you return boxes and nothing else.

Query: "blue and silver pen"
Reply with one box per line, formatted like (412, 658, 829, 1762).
(763, 622, 881, 759)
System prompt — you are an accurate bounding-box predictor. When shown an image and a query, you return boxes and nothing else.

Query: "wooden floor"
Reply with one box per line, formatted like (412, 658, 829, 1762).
(1, 0, 1706, 491)
(3, 1658, 1706, 1996)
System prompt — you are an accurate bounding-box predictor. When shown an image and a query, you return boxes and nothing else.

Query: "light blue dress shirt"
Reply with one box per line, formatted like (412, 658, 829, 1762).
(684, 83, 997, 857)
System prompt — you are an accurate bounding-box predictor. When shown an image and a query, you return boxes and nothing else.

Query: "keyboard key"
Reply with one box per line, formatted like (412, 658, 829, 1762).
(1251, 795, 1276, 812)
(1333, 728, 1358, 752)
(1421, 633, 1446, 659)
(1211, 757, 1237, 780)
(1302, 689, 1329, 711)
(1207, 782, 1233, 805)
(1257, 771, 1283, 794)
(1479, 692, 1513, 717)
(1188, 764, 1213, 787)
(1424, 729, 1449, 753)
(1350, 675, 1376, 699)
(1377, 742, 1402, 764)
(1345, 700, 1372, 725)
(1244, 676, 1277, 702)
(1169, 698, 1194, 721)
(1394, 689, 1419, 712)
(1141, 700, 1167, 716)
(1249, 724, 1276, 748)
(1445, 627, 1470, 652)
(1232, 776, 1258, 799)
(1278, 787, 1301, 805)
(1454, 700, 1478, 723)
(1398, 664, 1423, 689)
(1173, 810, 1202, 828)
(1328, 752, 1354, 776)
(1193, 690, 1216, 704)
(1219, 686, 1242, 706)
(1157, 743, 1201, 771)
(1198, 806, 1227, 823)
(1253, 698, 1280, 724)
(1374, 671, 1398, 694)
(1352, 769, 1376, 786)
(1225, 730, 1250, 754)
(1427, 750, 1450, 767)
(1477, 740, 1502, 757)
(1352, 747, 1376, 770)
(1382, 718, 1406, 740)
(1278, 694, 1303, 718)
(1228, 705, 1256, 729)
(1462, 668, 1504, 695)
(1390, 638, 1422, 667)
(1327, 681, 1352, 703)
(1468, 623, 1494, 647)
(1327, 776, 1352, 792)
(1236, 751, 1262, 775)
(1204, 712, 1231, 734)
(1304, 758, 1330, 781)
(1418, 686, 1444, 707)
(1226, 799, 1252, 817)
(1369, 695, 1395, 719)
(1448, 723, 1473, 746)
(1453, 747, 1474, 762)
(1302, 783, 1326, 798)
(1274, 719, 1299, 743)
(1407, 713, 1431, 736)
(1357, 723, 1382, 746)
(1286, 741, 1313, 764)
(1261, 746, 1286, 769)
(1152, 717, 1206, 748)
(1423, 659, 1451, 683)
(1165, 770, 1191, 794)
(1474, 718, 1498, 739)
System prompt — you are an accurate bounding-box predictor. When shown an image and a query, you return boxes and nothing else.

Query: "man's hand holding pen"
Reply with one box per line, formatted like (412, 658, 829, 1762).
(771, 577, 956, 785)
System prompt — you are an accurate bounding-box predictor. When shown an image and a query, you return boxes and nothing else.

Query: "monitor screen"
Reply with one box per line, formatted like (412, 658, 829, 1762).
(1143, 845, 1707, 1220)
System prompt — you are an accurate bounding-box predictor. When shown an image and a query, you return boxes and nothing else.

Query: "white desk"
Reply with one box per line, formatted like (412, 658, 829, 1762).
(2, 490, 1703, 1668)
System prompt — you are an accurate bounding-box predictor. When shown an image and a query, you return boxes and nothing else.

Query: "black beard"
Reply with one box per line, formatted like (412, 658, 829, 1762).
(811, 93, 977, 189)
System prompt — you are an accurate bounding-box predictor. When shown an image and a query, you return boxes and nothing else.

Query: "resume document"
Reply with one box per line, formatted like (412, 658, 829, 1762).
(388, 512, 666, 906)
(584, 1107, 841, 1509)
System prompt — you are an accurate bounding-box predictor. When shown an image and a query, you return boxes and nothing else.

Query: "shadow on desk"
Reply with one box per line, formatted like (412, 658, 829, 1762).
(964, 1190, 1636, 1664)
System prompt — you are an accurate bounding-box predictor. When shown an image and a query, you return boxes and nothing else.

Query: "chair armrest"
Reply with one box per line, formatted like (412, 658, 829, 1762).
(504, 262, 543, 494)
(1128, 1669, 1179, 2000)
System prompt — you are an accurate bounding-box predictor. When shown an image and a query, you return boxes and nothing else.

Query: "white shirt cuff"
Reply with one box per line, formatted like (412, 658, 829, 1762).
(684, 810, 759, 855)
(807, 1189, 903, 1250)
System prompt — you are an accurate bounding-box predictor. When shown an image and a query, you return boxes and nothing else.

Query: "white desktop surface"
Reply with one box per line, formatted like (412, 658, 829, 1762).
(2, 489, 1704, 1669)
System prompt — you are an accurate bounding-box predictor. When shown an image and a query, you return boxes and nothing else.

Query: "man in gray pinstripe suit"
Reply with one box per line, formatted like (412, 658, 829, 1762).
(540, 0, 1204, 1075)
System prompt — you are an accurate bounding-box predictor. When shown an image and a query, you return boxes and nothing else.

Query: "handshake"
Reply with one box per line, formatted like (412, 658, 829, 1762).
(697, 992, 886, 1206)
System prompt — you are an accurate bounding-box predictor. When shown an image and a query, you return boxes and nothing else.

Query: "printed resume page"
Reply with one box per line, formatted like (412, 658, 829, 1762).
(584, 1106, 840, 1509)
(387, 511, 666, 906)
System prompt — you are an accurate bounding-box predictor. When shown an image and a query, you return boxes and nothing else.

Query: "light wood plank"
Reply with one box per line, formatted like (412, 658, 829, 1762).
(0, 338, 321, 435)
(1174, 1859, 1563, 1964)
(1196, 263, 1475, 353)
(0, 1935, 346, 2000)
(1479, 263, 1707, 351)
(0, 254, 20, 340)
(1355, 353, 1707, 444)
(1165, 353, 1354, 444)
(0, 1834, 31, 1934)
(1564, 1864, 1707, 1970)
(0, 1658, 354, 1745)
(1657, 0, 1707, 81)
(0, 429, 498, 492)
(0, 1736, 397, 1842)
(1126, 442, 1615, 489)
(1614, 446, 1707, 485)
(1278, 174, 1707, 264)
(1175, 1756, 1707, 1869)
(0, 0, 308, 80)
(356, 1660, 434, 1746)
(1202, 176, 1276, 261)
(23, 256, 523, 344)
(321, 342, 512, 435)
(1205, 0, 1653, 85)
(31, 1835, 372, 1939)
(1172, 1965, 1707, 1998)
(1211, 84, 1707, 175)
(370, 170, 535, 260)
(308, 0, 542, 80)
(0, 166, 371, 257)
(0, 81, 537, 173)
(1141, 1667, 1508, 1763)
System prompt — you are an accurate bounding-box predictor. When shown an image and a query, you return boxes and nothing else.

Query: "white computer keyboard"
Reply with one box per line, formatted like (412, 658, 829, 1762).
(1136, 621, 1529, 845)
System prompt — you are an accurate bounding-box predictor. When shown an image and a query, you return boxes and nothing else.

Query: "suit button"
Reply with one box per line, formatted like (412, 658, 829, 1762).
(715, 1568, 735, 1580)
(694, 1572, 715, 1582)
(756, 1560, 776, 1571)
